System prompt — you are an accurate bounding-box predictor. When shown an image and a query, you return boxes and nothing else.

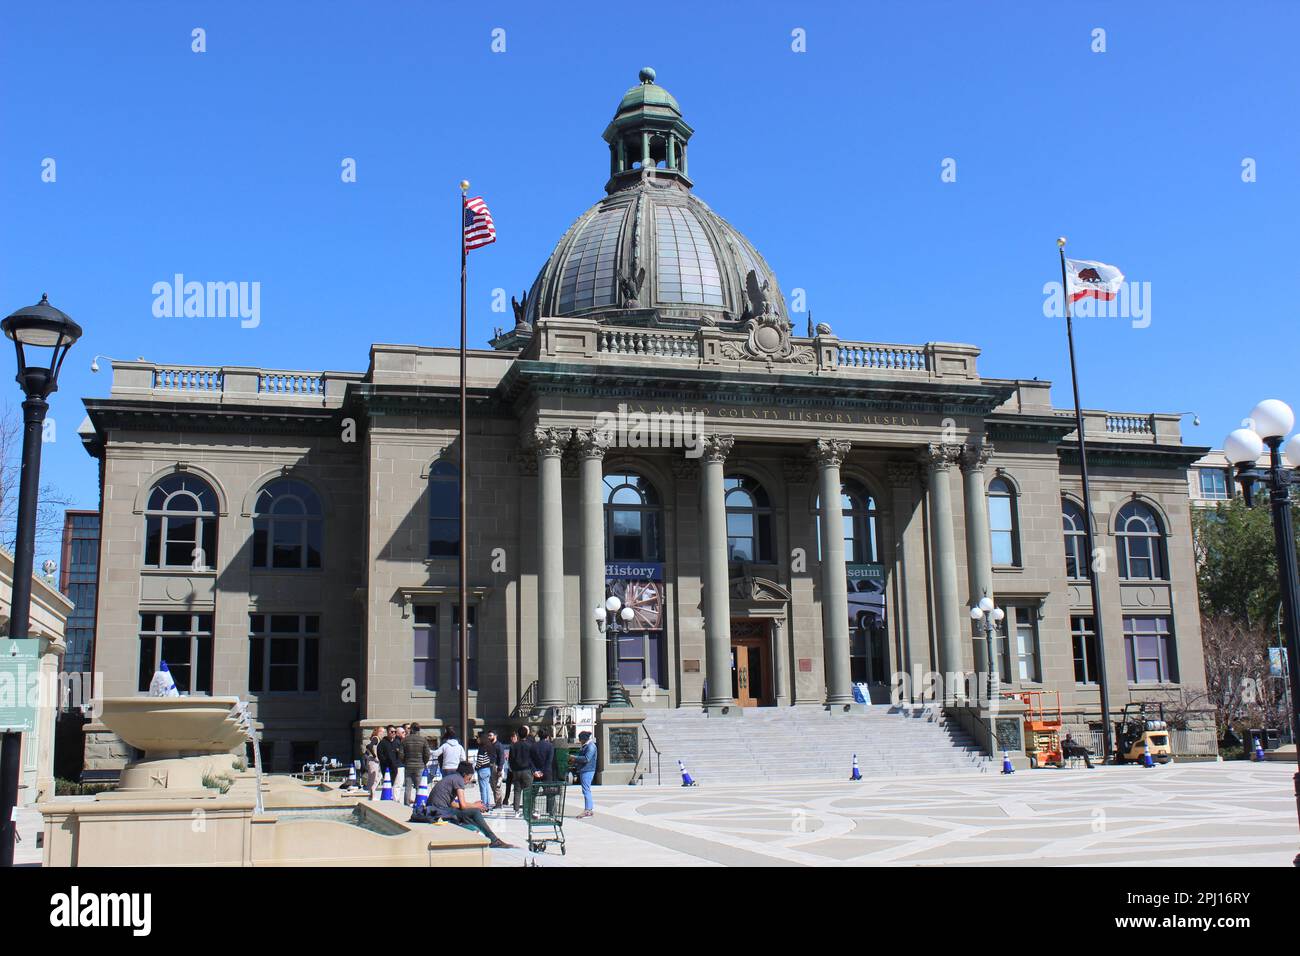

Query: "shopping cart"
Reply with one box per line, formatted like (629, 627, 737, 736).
(521, 782, 567, 855)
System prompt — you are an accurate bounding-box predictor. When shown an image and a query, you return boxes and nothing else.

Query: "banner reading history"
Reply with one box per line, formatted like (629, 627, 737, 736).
(605, 561, 664, 631)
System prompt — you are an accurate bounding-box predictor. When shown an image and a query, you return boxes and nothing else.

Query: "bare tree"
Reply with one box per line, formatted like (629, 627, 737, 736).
(1198, 613, 1288, 735)
(0, 402, 74, 556)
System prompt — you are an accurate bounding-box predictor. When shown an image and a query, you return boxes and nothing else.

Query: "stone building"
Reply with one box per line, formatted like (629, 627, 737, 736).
(80, 70, 1210, 774)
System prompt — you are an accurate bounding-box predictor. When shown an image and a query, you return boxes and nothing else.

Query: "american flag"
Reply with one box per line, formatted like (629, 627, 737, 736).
(463, 196, 496, 251)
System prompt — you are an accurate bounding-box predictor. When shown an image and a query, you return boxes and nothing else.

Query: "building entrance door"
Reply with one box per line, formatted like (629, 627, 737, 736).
(730, 618, 774, 707)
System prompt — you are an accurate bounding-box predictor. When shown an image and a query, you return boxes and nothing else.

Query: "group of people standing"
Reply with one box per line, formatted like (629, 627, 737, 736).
(362, 723, 599, 820)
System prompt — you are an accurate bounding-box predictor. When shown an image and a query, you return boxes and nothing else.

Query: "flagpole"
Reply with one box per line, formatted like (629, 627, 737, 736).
(458, 180, 470, 748)
(1058, 237, 1113, 762)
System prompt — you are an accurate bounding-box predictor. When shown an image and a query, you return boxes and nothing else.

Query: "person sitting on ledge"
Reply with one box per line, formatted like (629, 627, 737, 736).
(1061, 733, 1094, 769)
(429, 760, 515, 849)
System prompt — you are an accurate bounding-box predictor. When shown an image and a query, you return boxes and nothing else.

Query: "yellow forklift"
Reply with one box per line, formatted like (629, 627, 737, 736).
(1113, 702, 1173, 765)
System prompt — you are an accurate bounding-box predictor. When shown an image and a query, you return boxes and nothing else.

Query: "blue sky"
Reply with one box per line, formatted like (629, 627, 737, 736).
(2, 0, 1298, 566)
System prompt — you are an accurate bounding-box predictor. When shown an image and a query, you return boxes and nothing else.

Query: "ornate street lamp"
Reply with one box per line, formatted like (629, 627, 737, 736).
(1223, 398, 1300, 867)
(594, 596, 634, 708)
(969, 593, 1006, 706)
(0, 294, 81, 868)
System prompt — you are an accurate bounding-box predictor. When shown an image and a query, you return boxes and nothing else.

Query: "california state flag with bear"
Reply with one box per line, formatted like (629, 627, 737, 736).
(1064, 258, 1124, 302)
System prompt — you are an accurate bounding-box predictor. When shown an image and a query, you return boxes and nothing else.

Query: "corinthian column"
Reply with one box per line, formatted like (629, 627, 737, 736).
(574, 429, 609, 706)
(699, 434, 736, 714)
(533, 426, 570, 708)
(811, 438, 854, 707)
(922, 443, 964, 690)
(960, 442, 995, 661)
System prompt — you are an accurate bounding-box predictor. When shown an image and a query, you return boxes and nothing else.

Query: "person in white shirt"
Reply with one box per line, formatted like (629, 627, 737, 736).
(430, 728, 467, 776)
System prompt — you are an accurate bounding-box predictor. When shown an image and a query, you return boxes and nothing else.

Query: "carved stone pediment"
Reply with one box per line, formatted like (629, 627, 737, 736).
(728, 575, 792, 603)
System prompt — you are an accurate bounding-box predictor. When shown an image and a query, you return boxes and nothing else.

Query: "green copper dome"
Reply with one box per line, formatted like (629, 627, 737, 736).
(517, 70, 786, 333)
(616, 67, 682, 114)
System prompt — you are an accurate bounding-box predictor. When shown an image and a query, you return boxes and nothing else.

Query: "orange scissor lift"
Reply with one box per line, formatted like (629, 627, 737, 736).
(1015, 690, 1065, 768)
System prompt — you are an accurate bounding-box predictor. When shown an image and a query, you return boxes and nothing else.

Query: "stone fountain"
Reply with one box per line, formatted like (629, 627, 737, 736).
(38, 697, 490, 867)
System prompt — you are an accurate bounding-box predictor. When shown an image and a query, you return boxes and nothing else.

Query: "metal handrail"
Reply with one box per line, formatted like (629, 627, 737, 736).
(510, 680, 539, 719)
(636, 724, 662, 786)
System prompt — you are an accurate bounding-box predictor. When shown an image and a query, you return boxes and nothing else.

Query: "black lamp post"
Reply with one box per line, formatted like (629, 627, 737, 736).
(594, 596, 633, 708)
(1223, 398, 1300, 868)
(0, 294, 81, 868)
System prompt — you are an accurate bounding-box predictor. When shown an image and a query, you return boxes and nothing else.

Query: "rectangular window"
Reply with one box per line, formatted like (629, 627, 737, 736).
(1198, 468, 1230, 500)
(1071, 616, 1099, 684)
(1010, 606, 1040, 682)
(989, 499, 1015, 566)
(248, 614, 320, 693)
(451, 605, 478, 692)
(617, 632, 668, 691)
(137, 612, 214, 694)
(1123, 615, 1177, 683)
(413, 605, 438, 691)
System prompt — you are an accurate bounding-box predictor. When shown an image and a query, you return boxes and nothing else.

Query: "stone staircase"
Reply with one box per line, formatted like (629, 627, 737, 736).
(635, 704, 990, 784)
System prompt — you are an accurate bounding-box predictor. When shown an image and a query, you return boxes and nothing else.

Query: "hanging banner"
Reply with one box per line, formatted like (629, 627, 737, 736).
(605, 561, 664, 631)
(846, 563, 886, 630)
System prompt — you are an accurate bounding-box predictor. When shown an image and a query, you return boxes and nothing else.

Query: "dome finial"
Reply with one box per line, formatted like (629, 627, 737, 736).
(639, 66, 656, 85)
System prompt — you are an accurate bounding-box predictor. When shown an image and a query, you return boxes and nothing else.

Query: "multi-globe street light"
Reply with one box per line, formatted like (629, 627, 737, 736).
(0, 294, 81, 868)
(594, 595, 635, 708)
(969, 594, 1006, 708)
(1223, 398, 1300, 867)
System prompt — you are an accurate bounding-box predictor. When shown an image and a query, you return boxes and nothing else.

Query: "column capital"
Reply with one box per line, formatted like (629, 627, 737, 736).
(887, 459, 918, 488)
(808, 438, 852, 469)
(700, 434, 735, 464)
(572, 428, 611, 461)
(531, 425, 571, 459)
(959, 440, 995, 473)
(919, 442, 963, 472)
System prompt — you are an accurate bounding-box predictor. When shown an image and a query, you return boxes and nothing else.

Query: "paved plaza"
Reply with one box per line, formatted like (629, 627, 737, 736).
(483, 762, 1298, 867)
(18, 761, 1294, 867)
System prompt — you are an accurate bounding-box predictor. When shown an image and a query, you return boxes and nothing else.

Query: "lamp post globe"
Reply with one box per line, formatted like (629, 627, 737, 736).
(978, 595, 995, 614)
(969, 606, 983, 621)
(0, 294, 80, 869)
(1250, 399, 1295, 440)
(1284, 433, 1300, 470)
(1224, 427, 1265, 466)
(605, 595, 622, 613)
(992, 607, 1005, 623)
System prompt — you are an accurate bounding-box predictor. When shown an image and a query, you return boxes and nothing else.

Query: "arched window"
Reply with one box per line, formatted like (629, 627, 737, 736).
(724, 475, 772, 563)
(1115, 501, 1166, 580)
(604, 472, 663, 562)
(1062, 499, 1088, 580)
(428, 460, 460, 558)
(814, 479, 879, 563)
(252, 479, 322, 569)
(987, 477, 1020, 566)
(144, 473, 218, 570)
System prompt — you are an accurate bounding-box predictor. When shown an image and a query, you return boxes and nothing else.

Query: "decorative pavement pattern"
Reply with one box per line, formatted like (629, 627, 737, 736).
(485, 762, 1298, 867)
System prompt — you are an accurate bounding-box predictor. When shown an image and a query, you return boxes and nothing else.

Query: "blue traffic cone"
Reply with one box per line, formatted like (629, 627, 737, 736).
(1142, 740, 1154, 768)
(850, 754, 862, 781)
(1254, 737, 1266, 761)
(380, 769, 393, 800)
(678, 759, 697, 787)
(1001, 751, 1015, 775)
(414, 769, 430, 809)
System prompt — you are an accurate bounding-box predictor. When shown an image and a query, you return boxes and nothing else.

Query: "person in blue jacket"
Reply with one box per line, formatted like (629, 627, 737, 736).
(570, 731, 598, 818)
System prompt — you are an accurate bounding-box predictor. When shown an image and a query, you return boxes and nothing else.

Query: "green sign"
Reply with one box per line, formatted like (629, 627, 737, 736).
(0, 639, 41, 732)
